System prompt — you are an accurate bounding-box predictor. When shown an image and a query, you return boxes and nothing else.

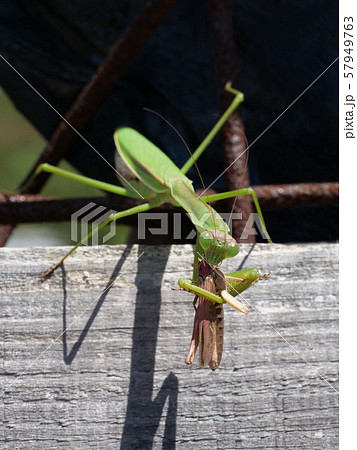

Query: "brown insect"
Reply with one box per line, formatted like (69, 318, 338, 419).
(185, 259, 249, 370)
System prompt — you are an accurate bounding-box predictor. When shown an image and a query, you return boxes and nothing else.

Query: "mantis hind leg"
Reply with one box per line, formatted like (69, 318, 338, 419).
(200, 187, 272, 243)
(42, 200, 158, 278)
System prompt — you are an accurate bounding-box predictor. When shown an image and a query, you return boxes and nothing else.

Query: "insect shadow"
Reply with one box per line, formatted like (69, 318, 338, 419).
(120, 244, 178, 449)
(60, 244, 178, 447)
(61, 245, 134, 364)
(236, 243, 256, 271)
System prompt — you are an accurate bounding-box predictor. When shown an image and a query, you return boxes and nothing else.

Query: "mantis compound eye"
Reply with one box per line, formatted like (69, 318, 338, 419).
(225, 241, 239, 258)
(199, 231, 213, 251)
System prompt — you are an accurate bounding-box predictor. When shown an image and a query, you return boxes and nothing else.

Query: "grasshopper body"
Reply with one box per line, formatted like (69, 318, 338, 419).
(186, 261, 226, 370)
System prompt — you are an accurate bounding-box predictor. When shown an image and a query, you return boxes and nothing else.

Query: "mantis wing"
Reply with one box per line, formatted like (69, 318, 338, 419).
(114, 127, 190, 198)
(114, 127, 230, 235)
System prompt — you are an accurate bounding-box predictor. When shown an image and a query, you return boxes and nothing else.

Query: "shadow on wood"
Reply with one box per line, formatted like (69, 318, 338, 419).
(121, 244, 178, 448)
(62, 246, 133, 365)
(0, 244, 338, 448)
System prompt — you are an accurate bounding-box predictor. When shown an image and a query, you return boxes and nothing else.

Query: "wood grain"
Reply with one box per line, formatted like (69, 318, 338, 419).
(0, 243, 338, 448)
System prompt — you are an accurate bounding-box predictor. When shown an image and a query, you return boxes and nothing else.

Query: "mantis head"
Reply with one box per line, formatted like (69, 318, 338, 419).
(199, 230, 239, 265)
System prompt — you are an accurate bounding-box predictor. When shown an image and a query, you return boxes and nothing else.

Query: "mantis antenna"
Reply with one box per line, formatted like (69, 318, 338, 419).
(143, 107, 218, 230)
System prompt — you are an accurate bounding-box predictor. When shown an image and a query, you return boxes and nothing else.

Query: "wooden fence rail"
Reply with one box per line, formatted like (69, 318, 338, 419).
(0, 243, 338, 448)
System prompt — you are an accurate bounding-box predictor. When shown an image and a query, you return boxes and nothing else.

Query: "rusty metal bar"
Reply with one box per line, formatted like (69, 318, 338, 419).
(208, 0, 253, 243)
(0, 182, 339, 225)
(19, 0, 178, 195)
(253, 182, 339, 210)
(0, 193, 139, 225)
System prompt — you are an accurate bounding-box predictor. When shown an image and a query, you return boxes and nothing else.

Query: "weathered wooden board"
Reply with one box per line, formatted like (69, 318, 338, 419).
(0, 243, 338, 449)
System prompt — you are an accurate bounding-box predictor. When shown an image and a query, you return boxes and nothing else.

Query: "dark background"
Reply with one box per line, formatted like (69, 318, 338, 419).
(0, 0, 338, 243)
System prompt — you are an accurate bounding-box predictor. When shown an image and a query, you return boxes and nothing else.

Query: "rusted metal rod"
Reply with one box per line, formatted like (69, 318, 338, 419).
(208, 0, 253, 242)
(0, 182, 339, 225)
(254, 182, 339, 210)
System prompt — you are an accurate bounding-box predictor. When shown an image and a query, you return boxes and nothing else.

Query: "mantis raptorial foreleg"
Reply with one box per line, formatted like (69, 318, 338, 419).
(178, 267, 259, 313)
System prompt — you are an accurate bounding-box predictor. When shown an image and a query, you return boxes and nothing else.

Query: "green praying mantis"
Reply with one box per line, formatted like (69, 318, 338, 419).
(26, 83, 271, 370)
